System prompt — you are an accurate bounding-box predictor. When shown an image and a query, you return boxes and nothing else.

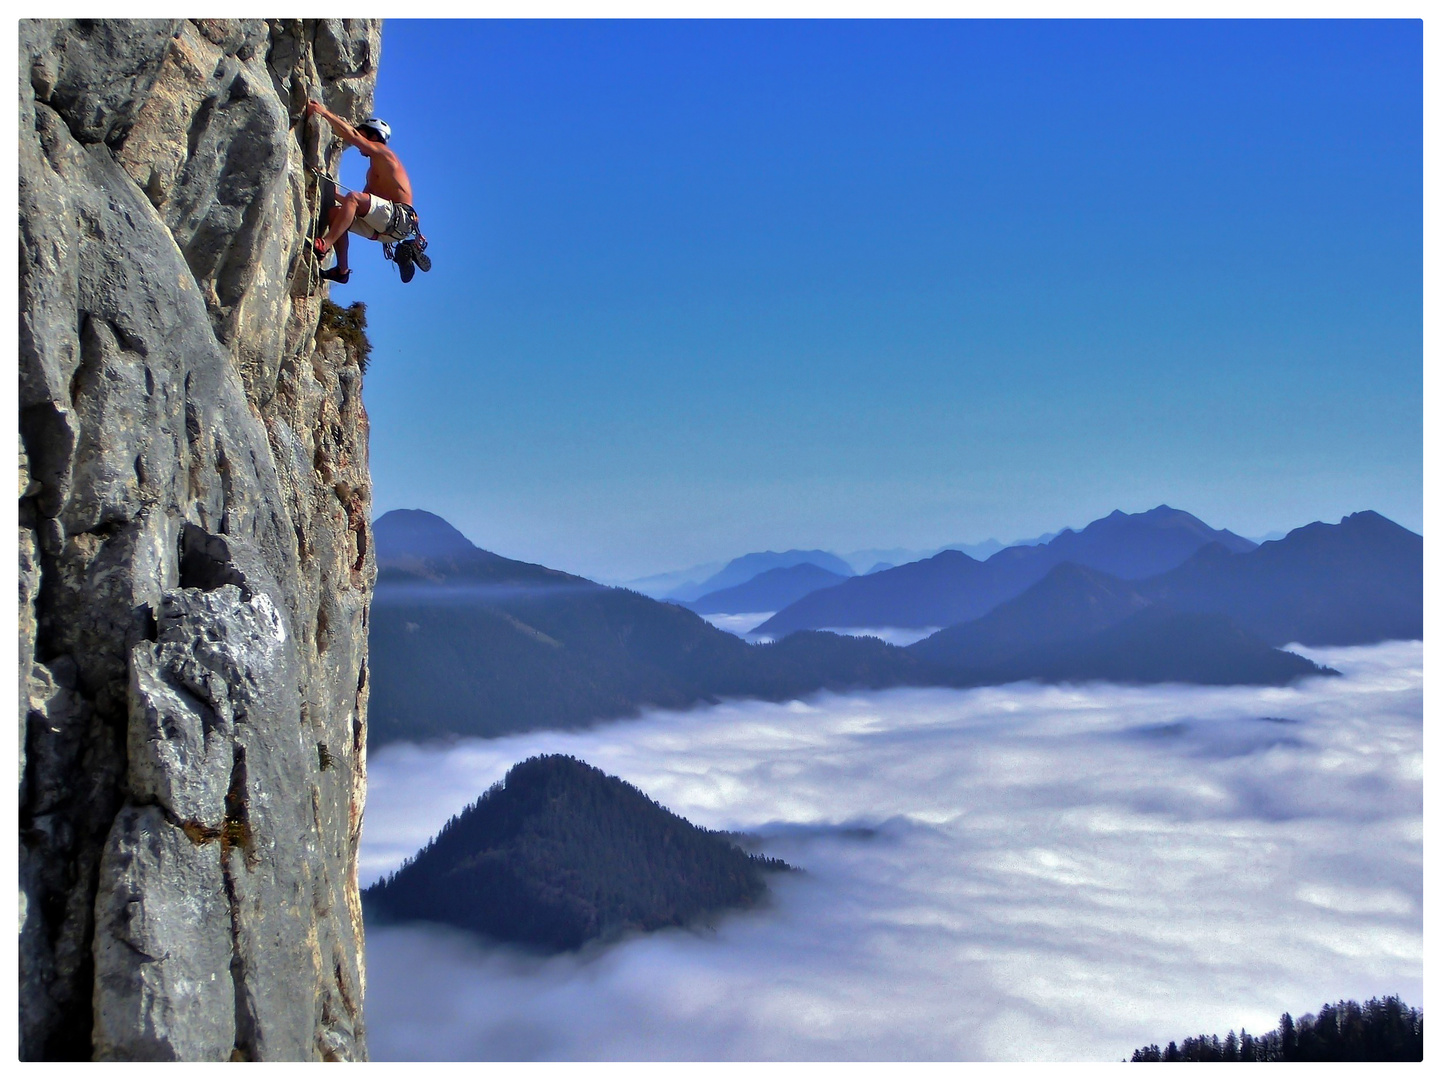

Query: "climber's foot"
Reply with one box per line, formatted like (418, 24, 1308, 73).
(313, 237, 331, 257)
(321, 265, 350, 284)
(394, 240, 417, 283)
(413, 249, 432, 273)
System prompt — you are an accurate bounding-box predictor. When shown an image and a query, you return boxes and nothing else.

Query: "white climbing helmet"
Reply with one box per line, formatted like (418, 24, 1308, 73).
(360, 117, 391, 143)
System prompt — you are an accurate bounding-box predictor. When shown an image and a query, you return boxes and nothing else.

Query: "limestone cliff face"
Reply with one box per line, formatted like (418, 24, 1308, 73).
(19, 19, 379, 1060)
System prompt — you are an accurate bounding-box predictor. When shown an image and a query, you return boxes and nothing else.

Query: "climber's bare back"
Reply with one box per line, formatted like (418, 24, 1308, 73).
(362, 146, 413, 208)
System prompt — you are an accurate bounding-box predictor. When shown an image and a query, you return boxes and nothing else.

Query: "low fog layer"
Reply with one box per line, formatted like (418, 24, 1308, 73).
(362, 642, 1421, 1060)
(698, 611, 942, 646)
(698, 611, 774, 636)
(820, 624, 945, 646)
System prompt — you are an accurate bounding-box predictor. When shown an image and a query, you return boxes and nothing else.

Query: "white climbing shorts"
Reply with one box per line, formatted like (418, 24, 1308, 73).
(348, 195, 416, 242)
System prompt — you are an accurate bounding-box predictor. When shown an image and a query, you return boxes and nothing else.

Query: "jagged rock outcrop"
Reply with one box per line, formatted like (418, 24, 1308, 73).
(19, 19, 379, 1060)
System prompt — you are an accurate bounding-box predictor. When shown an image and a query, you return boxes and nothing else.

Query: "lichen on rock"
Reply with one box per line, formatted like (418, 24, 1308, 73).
(19, 18, 379, 1061)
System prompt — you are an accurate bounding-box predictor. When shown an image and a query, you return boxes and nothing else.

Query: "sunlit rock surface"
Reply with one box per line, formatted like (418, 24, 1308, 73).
(19, 18, 379, 1060)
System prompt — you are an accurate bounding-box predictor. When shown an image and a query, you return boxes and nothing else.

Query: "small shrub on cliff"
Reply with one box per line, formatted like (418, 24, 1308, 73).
(317, 299, 372, 372)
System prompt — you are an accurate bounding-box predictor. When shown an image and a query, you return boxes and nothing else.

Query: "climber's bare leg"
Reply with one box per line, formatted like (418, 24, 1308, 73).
(333, 231, 350, 275)
(315, 191, 371, 257)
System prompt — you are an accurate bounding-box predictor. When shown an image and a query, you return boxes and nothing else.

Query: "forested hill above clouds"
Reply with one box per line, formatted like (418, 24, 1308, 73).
(364, 755, 789, 951)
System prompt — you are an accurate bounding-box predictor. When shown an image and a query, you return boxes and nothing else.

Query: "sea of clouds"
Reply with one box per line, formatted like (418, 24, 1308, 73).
(361, 641, 1421, 1061)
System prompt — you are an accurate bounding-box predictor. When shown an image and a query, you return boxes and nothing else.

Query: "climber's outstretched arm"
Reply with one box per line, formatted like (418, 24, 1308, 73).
(306, 100, 383, 157)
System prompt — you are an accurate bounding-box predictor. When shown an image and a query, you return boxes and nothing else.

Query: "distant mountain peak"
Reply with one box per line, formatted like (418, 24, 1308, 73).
(373, 508, 477, 561)
(667, 548, 854, 601)
(372, 508, 590, 588)
(1274, 509, 1419, 549)
(1143, 509, 1420, 646)
(1092, 505, 1199, 528)
(685, 561, 850, 616)
(1341, 509, 1410, 531)
(928, 548, 981, 565)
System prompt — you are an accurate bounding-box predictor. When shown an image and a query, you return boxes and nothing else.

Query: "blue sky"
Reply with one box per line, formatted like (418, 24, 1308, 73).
(345, 19, 1421, 581)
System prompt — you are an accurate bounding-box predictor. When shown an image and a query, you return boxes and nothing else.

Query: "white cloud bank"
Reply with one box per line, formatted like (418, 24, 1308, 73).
(361, 642, 1421, 1061)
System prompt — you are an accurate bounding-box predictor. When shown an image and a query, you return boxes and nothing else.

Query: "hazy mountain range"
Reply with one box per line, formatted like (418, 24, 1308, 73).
(755, 506, 1258, 635)
(663, 549, 856, 603)
(359, 505, 1410, 744)
(836, 533, 1061, 573)
(625, 515, 1293, 609)
(368, 511, 939, 744)
(760, 509, 1418, 647)
(683, 562, 851, 615)
(628, 535, 1061, 599)
(1141, 511, 1421, 646)
(910, 562, 1153, 671)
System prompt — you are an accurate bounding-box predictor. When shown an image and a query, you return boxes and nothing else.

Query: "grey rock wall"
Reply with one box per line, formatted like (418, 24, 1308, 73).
(19, 19, 379, 1060)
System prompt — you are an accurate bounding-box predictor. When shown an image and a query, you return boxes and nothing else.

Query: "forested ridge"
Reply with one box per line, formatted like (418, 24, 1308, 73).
(1131, 995, 1422, 1061)
(364, 755, 789, 951)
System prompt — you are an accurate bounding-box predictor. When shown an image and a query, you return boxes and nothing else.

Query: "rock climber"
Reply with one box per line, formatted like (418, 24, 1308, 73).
(307, 99, 430, 284)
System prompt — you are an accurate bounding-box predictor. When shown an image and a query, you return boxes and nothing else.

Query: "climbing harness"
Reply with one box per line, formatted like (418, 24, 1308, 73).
(386, 235, 431, 283)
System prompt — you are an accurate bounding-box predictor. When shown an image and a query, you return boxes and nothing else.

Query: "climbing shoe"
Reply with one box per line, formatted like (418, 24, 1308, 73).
(392, 238, 427, 282)
(321, 266, 351, 284)
(393, 237, 432, 283)
(395, 245, 416, 283)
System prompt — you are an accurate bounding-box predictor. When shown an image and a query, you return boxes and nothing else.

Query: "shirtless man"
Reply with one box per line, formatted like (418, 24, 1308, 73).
(307, 100, 428, 283)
